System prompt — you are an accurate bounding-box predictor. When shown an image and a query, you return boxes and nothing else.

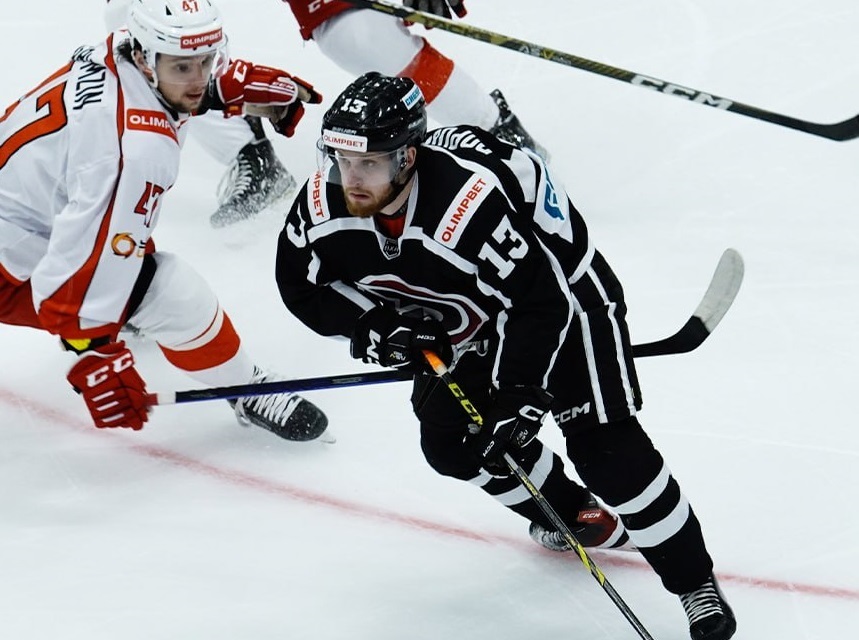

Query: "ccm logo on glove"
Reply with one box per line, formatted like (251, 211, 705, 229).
(66, 341, 150, 431)
(80, 350, 135, 388)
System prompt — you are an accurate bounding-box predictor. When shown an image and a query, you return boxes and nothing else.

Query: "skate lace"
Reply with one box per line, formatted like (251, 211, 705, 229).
(542, 530, 571, 550)
(234, 391, 301, 427)
(232, 368, 302, 428)
(216, 154, 255, 205)
(529, 523, 571, 551)
(680, 580, 723, 625)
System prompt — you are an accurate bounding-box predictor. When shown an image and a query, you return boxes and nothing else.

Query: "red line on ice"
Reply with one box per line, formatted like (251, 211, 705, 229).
(3, 388, 857, 603)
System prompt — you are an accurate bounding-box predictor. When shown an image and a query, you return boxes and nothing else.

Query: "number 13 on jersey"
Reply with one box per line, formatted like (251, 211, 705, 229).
(478, 218, 528, 279)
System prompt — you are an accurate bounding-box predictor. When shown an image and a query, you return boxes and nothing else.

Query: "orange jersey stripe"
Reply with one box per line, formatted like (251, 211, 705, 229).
(0, 274, 42, 329)
(37, 51, 127, 339)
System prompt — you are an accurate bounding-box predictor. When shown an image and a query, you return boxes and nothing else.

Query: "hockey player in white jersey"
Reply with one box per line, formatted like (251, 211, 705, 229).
(105, 0, 547, 228)
(276, 73, 736, 640)
(0, 0, 328, 442)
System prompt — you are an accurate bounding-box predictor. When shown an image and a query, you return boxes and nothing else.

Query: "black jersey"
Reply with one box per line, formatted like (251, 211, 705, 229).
(276, 126, 595, 389)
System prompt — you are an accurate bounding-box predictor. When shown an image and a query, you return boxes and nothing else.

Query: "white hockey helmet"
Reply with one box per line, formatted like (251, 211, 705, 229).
(127, 0, 226, 68)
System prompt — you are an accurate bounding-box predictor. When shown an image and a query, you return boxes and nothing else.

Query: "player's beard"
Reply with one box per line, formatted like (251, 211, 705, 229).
(344, 183, 395, 218)
(162, 88, 205, 114)
(156, 79, 207, 115)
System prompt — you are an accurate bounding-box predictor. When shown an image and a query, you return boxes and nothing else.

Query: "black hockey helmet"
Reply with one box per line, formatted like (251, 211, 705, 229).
(320, 72, 427, 154)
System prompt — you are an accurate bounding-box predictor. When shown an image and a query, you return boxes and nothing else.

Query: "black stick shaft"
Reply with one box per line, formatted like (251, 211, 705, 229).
(151, 248, 740, 406)
(343, 0, 859, 141)
(150, 370, 413, 405)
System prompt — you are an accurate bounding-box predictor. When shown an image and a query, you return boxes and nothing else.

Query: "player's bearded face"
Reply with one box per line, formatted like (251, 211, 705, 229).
(335, 150, 400, 218)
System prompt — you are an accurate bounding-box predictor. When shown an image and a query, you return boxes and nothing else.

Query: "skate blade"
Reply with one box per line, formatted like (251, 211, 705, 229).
(317, 428, 337, 445)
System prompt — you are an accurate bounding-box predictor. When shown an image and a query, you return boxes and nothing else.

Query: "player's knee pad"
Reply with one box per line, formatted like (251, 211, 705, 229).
(125, 252, 221, 346)
(564, 415, 665, 505)
(314, 9, 423, 76)
(419, 421, 480, 480)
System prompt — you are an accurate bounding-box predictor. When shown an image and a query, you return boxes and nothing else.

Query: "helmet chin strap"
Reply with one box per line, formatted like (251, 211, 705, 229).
(141, 49, 161, 89)
(137, 51, 189, 116)
(136, 49, 172, 108)
(382, 167, 416, 210)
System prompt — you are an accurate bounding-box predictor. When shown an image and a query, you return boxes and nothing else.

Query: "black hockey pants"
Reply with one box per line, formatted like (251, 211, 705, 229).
(412, 251, 714, 594)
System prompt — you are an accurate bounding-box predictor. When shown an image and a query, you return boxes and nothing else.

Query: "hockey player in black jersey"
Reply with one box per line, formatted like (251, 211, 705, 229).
(275, 72, 736, 640)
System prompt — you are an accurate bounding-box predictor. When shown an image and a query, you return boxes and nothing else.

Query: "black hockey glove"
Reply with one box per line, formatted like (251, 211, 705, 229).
(404, 0, 467, 19)
(470, 385, 553, 474)
(350, 307, 452, 373)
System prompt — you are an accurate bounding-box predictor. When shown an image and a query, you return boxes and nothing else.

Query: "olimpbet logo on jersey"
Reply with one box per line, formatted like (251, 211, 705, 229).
(433, 175, 491, 248)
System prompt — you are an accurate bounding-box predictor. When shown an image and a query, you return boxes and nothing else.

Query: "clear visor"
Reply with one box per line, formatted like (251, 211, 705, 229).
(316, 139, 407, 187)
(146, 40, 230, 89)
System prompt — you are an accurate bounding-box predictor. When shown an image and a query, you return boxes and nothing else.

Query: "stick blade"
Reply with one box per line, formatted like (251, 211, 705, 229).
(693, 248, 744, 333)
(632, 248, 744, 358)
(812, 113, 859, 141)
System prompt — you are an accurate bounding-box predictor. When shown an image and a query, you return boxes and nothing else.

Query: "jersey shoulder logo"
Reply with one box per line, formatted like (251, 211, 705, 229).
(543, 170, 564, 220)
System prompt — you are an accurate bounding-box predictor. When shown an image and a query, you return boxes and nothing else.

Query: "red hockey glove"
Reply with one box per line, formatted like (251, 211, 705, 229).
(469, 385, 553, 474)
(215, 59, 322, 137)
(350, 307, 452, 374)
(404, 0, 467, 19)
(67, 341, 149, 431)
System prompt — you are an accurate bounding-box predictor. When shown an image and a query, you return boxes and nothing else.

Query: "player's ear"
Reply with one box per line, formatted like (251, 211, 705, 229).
(132, 49, 154, 81)
(404, 146, 417, 170)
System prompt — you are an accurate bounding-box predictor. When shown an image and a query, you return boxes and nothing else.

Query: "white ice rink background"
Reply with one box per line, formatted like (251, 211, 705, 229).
(1, 1, 857, 638)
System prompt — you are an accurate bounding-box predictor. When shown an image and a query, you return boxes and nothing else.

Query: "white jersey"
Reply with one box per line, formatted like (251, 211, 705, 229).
(0, 33, 189, 339)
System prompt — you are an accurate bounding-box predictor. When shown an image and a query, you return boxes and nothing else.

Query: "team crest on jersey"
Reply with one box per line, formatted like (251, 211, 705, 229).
(382, 237, 400, 259)
(111, 233, 136, 258)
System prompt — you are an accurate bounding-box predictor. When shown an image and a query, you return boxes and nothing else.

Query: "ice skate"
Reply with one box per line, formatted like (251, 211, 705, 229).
(210, 118, 297, 228)
(529, 495, 634, 551)
(229, 367, 332, 443)
(679, 574, 736, 640)
(488, 89, 550, 161)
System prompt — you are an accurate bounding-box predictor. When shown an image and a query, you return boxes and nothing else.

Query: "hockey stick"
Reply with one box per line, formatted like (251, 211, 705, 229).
(421, 350, 656, 640)
(632, 247, 743, 357)
(343, 0, 859, 141)
(148, 249, 742, 405)
(148, 369, 413, 406)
